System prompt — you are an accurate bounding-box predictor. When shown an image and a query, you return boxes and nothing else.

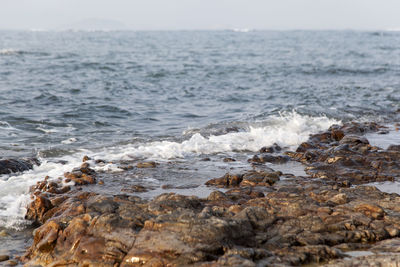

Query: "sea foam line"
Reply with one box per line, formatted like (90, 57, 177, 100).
(0, 111, 339, 229)
(99, 111, 340, 160)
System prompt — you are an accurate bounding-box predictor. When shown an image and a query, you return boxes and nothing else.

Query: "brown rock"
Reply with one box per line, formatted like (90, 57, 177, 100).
(0, 255, 9, 262)
(355, 203, 385, 219)
(329, 193, 348, 205)
(136, 161, 157, 168)
(223, 157, 236, 162)
(25, 195, 54, 224)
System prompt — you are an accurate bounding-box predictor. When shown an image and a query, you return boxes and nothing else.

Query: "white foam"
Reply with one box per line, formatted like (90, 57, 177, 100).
(61, 137, 77, 144)
(0, 112, 338, 229)
(0, 153, 85, 230)
(0, 49, 19, 55)
(98, 112, 339, 160)
(93, 163, 123, 173)
(36, 127, 59, 134)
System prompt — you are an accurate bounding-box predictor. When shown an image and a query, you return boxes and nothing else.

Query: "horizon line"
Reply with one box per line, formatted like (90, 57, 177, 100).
(0, 27, 398, 32)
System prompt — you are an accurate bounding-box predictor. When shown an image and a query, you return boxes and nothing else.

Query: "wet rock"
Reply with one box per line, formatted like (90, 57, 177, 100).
(205, 173, 243, 188)
(339, 135, 369, 146)
(25, 195, 54, 224)
(339, 121, 382, 135)
(206, 171, 280, 188)
(207, 191, 231, 202)
(223, 157, 236, 162)
(329, 193, 348, 205)
(241, 171, 280, 187)
(287, 122, 400, 184)
(249, 154, 290, 164)
(6, 260, 17, 266)
(64, 171, 96, 185)
(21, 121, 400, 267)
(121, 185, 148, 193)
(0, 230, 8, 237)
(0, 158, 40, 174)
(24, 177, 400, 267)
(136, 161, 157, 168)
(354, 203, 385, 219)
(324, 254, 400, 267)
(260, 143, 282, 153)
(0, 255, 9, 262)
(387, 144, 400, 151)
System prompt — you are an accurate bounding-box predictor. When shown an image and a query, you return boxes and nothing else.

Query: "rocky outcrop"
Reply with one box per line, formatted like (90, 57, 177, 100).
(0, 158, 40, 174)
(22, 177, 400, 266)
(285, 122, 400, 184)
(20, 122, 400, 266)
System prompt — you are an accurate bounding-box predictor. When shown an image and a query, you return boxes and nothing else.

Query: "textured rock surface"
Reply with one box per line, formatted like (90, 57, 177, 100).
(21, 122, 400, 266)
(0, 158, 40, 174)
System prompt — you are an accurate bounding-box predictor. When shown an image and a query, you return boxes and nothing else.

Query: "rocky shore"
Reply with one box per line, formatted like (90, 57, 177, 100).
(8, 122, 400, 266)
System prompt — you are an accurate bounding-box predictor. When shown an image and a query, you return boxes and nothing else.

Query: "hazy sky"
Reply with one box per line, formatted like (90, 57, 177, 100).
(1, 0, 400, 30)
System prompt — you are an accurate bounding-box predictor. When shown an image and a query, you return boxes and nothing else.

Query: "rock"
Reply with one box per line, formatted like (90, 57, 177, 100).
(0, 230, 8, 237)
(329, 193, 348, 205)
(6, 260, 17, 266)
(136, 161, 157, 168)
(355, 203, 385, 219)
(387, 144, 400, 151)
(206, 171, 280, 188)
(0, 158, 40, 174)
(25, 195, 54, 224)
(205, 173, 243, 188)
(20, 121, 400, 267)
(324, 254, 400, 267)
(260, 143, 282, 153)
(223, 157, 236, 162)
(241, 171, 280, 187)
(121, 185, 148, 193)
(249, 154, 290, 164)
(0, 255, 9, 262)
(64, 171, 96, 185)
(339, 135, 369, 146)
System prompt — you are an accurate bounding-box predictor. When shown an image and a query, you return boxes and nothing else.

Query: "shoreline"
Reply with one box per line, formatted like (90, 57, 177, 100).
(2, 121, 400, 266)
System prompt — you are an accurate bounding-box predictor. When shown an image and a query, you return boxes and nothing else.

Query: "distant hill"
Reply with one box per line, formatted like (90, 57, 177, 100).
(58, 18, 128, 31)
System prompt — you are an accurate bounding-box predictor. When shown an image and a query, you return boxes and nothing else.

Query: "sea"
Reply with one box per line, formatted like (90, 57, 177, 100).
(0, 30, 400, 257)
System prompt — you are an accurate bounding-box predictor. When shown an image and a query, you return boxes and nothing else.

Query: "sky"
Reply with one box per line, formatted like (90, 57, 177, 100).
(0, 0, 400, 31)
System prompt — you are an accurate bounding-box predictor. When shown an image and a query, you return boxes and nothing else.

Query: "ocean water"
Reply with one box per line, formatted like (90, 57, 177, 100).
(0, 30, 400, 234)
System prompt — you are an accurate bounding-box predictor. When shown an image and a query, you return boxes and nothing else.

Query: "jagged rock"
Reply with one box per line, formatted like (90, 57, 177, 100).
(20, 122, 400, 266)
(0, 158, 40, 174)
